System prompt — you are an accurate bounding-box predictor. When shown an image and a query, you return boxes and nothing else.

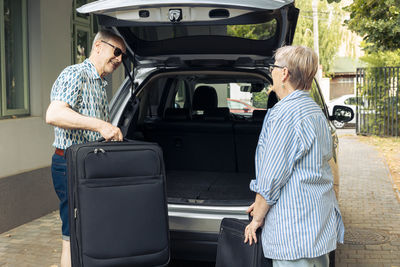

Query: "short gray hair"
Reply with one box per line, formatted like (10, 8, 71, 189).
(274, 46, 318, 91)
(90, 29, 124, 54)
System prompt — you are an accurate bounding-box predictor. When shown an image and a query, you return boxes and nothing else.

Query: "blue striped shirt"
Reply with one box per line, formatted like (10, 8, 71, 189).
(250, 90, 344, 260)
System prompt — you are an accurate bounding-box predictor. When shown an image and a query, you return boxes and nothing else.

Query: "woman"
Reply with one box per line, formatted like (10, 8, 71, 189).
(244, 46, 344, 267)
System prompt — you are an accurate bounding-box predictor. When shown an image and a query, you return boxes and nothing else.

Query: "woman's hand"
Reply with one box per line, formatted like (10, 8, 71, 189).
(244, 218, 264, 245)
(244, 194, 270, 246)
(246, 202, 255, 217)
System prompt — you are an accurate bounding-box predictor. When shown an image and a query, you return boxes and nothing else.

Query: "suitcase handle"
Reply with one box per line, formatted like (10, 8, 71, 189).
(97, 137, 132, 142)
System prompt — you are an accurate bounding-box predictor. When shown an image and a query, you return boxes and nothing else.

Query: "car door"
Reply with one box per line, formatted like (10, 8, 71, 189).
(311, 79, 340, 198)
(343, 96, 357, 124)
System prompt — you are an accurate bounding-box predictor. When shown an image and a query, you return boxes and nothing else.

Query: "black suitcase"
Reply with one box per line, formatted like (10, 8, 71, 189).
(216, 218, 272, 267)
(67, 140, 170, 267)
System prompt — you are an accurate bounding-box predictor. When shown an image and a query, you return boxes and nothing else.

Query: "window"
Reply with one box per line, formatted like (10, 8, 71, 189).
(0, 0, 29, 118)
(227, 100, 247, 110)
(174, 80, 187, 108)
(344, 97, 356, 105)
(311, 79, 331, 119)
(195, 82, 267, 115)
(129, 20, 277, 42)
(195, 83, 229, 108)
(311, 79, 325, 110)
(71, 0, 98, 64)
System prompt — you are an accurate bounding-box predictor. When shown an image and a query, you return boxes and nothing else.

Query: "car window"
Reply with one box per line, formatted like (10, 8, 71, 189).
(310, 79, 325, 110)
(174, 80, 187, 108)
(195, 83, 267, 115)
(129, 20, 277, 42)
(143, 78, 169, 119)
(344, 97, 356, 105)
(195, 83, 229, 108)
(228, 100, 247, 109)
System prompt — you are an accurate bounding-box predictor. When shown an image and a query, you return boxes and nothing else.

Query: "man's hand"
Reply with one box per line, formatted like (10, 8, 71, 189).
(98, 121, 123, 141)
(46, 101, 123, 141)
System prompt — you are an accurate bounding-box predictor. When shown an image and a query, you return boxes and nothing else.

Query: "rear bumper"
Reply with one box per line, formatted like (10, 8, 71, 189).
(168, 203, 248, 233)
(168, 204, 249, 261)
(170, 230, 218, 262)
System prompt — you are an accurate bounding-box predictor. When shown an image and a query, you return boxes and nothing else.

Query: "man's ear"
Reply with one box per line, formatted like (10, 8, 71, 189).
(93, 40, 102, 54)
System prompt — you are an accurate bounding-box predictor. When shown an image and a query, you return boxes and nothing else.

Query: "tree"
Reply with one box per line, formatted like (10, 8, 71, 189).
(360, 49, 400, 67)
(345, 1, 400, 136)
(253, 90, 269, 109)
(292, 0, 345, 75)
(227, 22, 276, 41)
(226, 0, 345, 75)
(344, 0, 400, 52)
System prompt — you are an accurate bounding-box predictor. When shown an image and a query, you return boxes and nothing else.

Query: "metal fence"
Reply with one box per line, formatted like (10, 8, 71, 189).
(356, 67, 400, 137)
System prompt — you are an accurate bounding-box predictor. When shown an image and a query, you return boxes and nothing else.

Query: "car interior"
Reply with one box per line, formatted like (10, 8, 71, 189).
(122, 70, 277, 205)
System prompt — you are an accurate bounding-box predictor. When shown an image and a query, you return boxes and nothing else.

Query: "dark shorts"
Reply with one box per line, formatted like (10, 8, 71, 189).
(51, 152, 70, 240)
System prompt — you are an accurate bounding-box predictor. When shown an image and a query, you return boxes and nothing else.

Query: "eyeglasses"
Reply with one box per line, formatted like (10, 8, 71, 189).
(101, 40, 127, 59)
(268, 64, 285, 73)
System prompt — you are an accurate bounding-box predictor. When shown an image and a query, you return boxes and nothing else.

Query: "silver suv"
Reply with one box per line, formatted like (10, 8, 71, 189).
(79, 0, 352, 263)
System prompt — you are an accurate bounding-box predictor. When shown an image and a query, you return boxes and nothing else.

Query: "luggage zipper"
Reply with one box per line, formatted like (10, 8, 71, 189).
(83, 146, 163, 179)
(221, 225, 245, 238)
(74, 208, 78, 219)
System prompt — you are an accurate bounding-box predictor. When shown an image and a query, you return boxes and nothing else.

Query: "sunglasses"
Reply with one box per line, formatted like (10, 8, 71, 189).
(101, 40, 127, 59)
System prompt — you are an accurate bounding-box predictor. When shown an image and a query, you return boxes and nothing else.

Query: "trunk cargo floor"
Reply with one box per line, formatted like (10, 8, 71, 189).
(166, 170, 255, 201)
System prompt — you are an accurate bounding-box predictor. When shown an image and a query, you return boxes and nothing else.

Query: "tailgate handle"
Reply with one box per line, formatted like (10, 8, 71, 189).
(209, 9, 230, 18)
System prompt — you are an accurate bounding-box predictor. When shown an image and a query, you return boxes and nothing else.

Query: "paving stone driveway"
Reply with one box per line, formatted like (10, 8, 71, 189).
(335, 129, 400, 267)
(0, 129, 399, 266)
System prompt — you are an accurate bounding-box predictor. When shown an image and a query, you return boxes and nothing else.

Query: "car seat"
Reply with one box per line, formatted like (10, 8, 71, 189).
(192, 85, 218, 111)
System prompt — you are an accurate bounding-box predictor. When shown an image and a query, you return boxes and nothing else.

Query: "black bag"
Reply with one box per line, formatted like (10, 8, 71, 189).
(216, 218, 272, 267)
(67, 139, 170, 267)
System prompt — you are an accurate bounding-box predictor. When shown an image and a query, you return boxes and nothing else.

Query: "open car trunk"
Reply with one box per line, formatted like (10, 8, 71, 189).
(120, 70, 273, 206)
(140, 119, 260, 205)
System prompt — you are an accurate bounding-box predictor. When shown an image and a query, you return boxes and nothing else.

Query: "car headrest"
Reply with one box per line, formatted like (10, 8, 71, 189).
(204, 108, 230, 121)
(252, 109, 267, 122)
(192, 86, 218, 110)
(164, 108, 191, 121)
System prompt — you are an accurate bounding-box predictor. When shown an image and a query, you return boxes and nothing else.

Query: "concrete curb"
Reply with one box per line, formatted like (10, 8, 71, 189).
(382, 156, 400, 203)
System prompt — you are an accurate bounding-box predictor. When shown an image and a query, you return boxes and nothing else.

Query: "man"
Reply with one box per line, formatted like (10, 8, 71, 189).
(46, 29, 126, 267)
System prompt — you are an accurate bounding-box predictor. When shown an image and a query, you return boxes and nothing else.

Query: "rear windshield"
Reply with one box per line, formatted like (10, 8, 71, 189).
(185, 83, 268, 116)
(129, 20, 277, 41)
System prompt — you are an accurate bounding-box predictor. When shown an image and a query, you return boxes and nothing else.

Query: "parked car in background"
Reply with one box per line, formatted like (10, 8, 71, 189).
(227, 98, 264, 114)
(328, 94, 357, 128)
(78, 0, 353, 265)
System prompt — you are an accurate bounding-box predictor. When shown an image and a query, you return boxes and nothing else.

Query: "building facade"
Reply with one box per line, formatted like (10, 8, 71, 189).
(0, 0, 125, 232)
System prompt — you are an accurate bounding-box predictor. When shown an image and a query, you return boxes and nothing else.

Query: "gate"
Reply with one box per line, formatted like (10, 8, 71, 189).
(356, 67, 400, 137)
